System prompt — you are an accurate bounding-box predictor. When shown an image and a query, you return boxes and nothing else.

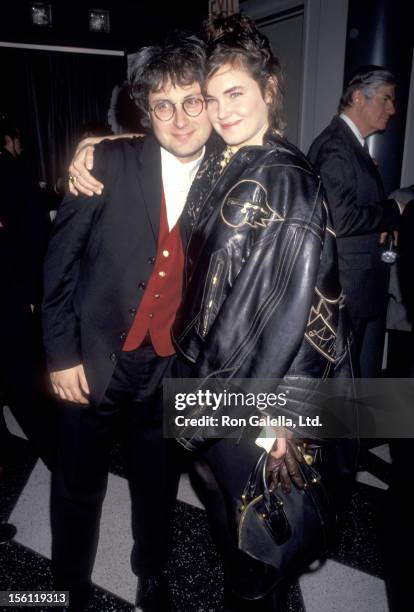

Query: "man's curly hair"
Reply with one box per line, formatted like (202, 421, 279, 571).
(128, 31, 206, 128)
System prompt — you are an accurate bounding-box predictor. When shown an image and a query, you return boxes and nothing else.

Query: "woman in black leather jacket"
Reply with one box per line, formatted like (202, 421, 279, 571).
(170, 14, 353, 611)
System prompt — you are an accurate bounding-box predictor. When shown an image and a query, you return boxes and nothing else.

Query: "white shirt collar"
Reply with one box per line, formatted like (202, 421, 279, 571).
(339, 113, 366, 148)
(160, 146, 205, 231)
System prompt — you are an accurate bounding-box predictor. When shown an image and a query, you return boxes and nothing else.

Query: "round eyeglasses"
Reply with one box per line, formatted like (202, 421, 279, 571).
(148, 97, 204, 121)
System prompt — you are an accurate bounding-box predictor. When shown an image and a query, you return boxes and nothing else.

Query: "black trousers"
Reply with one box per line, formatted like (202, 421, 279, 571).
(51, 346, 180, 593)
(353, 310, 387, 378)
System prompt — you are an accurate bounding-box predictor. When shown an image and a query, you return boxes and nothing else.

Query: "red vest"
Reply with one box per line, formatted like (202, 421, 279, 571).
(123, 191, 184, 356)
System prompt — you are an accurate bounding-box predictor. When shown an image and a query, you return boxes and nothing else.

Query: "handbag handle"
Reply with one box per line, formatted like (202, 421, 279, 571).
(242, 446, 322, 510)
(242, 451, 267, 504)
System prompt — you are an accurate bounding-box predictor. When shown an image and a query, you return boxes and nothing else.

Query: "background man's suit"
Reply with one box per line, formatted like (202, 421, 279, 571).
(42, 136, 188, 598)
(308, 116, 400, 376)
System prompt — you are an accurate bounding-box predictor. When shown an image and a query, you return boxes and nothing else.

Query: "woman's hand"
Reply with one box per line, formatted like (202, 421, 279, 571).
(68, 137, 104, 197)
(266, 437, 305, 493)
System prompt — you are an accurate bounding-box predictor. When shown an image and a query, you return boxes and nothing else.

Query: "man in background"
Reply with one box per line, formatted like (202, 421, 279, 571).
(308, 66, 405, 377)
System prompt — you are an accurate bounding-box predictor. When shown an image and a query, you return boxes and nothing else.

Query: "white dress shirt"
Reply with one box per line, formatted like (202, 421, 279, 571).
(339, 113, 366, 148)
(160, 146, 205, 231)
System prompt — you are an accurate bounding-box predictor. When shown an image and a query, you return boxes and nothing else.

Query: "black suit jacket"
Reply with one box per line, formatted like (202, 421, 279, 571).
(308, 115, 400, 319)
(42, 135, 192, 406)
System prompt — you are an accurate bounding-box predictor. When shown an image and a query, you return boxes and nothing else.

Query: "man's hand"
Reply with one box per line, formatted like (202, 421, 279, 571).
(379, 230, 398, 246)
(50, 364, 90, 405)
(266, 438, 305, 493)
(69, 138, 103, 197)
(68, 133, 142, 197)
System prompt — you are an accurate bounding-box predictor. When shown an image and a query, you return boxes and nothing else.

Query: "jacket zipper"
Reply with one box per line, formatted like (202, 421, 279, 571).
(201, 259, 224, 337)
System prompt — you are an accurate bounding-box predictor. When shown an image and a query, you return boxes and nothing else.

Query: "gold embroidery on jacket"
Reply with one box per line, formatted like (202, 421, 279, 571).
(220, 179, 284, 229)
(305, 291, 340, 362)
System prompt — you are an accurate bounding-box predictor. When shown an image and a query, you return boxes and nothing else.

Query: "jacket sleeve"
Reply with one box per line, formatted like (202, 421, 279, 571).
(42, 147, 108, 372)
(310, 143, 400, 238)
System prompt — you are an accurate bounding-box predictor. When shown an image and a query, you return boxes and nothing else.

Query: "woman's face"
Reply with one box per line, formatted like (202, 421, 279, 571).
(205, 63, 270, 152)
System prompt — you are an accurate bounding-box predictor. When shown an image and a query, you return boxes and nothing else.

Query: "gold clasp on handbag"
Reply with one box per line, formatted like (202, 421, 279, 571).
(297, 441, 322, 467)
(297, 442, 315, 466)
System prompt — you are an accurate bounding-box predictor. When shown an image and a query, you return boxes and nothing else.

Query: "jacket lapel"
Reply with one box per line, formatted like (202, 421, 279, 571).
(333, 116, 379, 170)
(332, 116, 362, 151)
(179, 166, 203, 248)
(332, 116, 385, 196)
(179, 205, 192, 248)
(134, 135, 162, 244)
(179, 149, 224, 253)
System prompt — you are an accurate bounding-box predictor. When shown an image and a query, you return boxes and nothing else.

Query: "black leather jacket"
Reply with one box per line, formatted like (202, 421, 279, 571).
(172, 132, 353, 435)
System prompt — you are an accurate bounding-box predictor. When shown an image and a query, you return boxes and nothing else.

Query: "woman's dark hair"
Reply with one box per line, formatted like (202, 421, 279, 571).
(128, 31, 206, 128)
(205, 13, 284, 131)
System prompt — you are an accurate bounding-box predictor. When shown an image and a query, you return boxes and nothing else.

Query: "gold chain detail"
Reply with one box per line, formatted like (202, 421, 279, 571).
(219, 146, 234, 172)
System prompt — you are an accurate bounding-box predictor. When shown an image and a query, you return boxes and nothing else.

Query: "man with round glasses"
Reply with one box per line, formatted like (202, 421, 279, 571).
(42, 32, 212, 612)
(149, 95, 205, 121)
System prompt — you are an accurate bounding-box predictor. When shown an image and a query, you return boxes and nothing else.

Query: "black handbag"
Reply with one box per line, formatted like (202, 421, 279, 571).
(237, 446, 336, 597)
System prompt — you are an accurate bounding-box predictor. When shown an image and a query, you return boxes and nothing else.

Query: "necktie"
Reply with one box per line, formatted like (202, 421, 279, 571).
(364, 140, 379, 166)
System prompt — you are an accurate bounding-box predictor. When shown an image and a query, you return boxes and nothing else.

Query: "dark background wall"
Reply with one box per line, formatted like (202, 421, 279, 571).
(2, 47, 125, 184)
(0, 1, 208, 51)
(0, 1, 208, 185)
(1, 1, 412, 190)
